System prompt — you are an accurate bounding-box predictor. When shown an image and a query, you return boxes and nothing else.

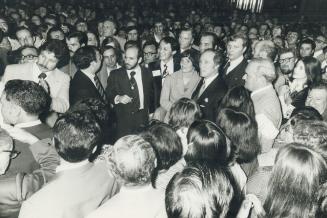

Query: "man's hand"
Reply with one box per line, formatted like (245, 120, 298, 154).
(116, 95, 133, 104)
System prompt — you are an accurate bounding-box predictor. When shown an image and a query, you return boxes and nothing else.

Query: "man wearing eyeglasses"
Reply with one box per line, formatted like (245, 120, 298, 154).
(0, 80, 60, 217)
(142, 40, 158, 68)
(19, 46, 39, 64)
(274, 48, 296, 92)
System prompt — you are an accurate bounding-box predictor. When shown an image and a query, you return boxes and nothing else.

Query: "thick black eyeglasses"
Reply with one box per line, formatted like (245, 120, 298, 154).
(2, 150, 21, 159)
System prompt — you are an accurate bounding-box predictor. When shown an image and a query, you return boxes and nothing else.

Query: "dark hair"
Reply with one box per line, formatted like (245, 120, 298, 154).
(290, 106, 323, 121)
(101, 36, 121, 50)
(142, 40, 158, 51)
(69, 98, 109, 130)
(66, 31, 87, 46)
(217, 108, 260, 163)
(168, 98, 202, 130)
(143, 122, 183, 170)
(301, 56, 322, 87)
(46, 26, 65, 41)
(200, 32, 219, 50)
(300, 38, 316, 51)
(264, 143, 327, 218)
(53, 111, 102, 163)
(72, 45, 98, 70)
(218, 86, 256, 119)
(166, 163, 242, 218)
(124, 40, 142, 58)
(160, 36, 179, 52)
(180, 50, 199, 72)
(39, 39, 69, 65)
(4, 79, 51, 116)
(86, 30, 100, 47)
(186, 120, 233, 166)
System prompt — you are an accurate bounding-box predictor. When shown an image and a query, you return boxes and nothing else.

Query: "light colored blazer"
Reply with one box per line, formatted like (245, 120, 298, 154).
(19, 162, 119, 218)
(160, 70, 200, 111)
(2, 62, 70, 113)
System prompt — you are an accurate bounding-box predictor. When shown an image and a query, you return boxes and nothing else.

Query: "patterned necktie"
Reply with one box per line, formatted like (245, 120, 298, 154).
(94, 75, 108, 102)
(130, 71, 140, 110)
(162, 64, 168, 78)
(38, 73, 50, 94)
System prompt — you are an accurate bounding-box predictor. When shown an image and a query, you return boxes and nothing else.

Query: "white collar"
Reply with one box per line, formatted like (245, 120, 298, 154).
(120, 184, 153, 193)
(251, 84, 273, 97)
(15, 119, 42, 128)
(81, 70, 96, 81)
(126, 65, 141, 77)
(203, 73, 219, 87)
(56, 159, 89, 173)
(229, 55, 244, 66)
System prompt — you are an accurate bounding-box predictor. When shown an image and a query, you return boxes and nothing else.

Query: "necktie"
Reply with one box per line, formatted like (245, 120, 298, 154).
(94, 75, 108, 102)
(198, 80, 206, 97)
(162, 64, 168, 78)
(192, 78, 204, 100)
(224, 61, 231, 74)
(38, 73, 50, 94)
(130, 71, 140, 110)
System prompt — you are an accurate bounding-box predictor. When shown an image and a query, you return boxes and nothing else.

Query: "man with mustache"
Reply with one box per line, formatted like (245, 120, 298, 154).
(1, 39, 70, 125)
(106, 41, 155, 138)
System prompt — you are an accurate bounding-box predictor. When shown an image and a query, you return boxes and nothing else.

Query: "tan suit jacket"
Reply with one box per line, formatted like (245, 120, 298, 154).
(2, 62, 70, 113)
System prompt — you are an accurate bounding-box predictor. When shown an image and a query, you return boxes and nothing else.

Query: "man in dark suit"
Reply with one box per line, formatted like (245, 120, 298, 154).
(223, 33, 248, 89)
(192, 49, 227, 122)
(106, 41, 154, 138)
(148, 37, 180, 109)
(70, 46, 106, 106)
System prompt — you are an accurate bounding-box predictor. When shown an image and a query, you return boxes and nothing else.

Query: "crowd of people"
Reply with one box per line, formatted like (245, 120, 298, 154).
(0, 0, 327, 217)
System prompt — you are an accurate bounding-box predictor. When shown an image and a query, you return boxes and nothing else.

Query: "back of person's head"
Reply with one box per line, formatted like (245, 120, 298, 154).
(253, 40, 277, 61)
(166, 163, 241, 218)
(72, 45, 98, 70)
(248, 58, 276, 83)
(168, 98, 202, 130)
(143, 122, 183, 171)
(218, 86, 255, 119)
(3, 79, 51, 116)
(39, 39, 69, 65)
(186, 120, 233, 166)
(217, 108, 260, 163)
(108, 135, 156, 186)
(264, 143, 327, 218)
(101, 36, 121, 50)
(68, 98, 109, 130)
(290, 106, 323, 121)
(53, 111, 102, 163)
(66, 31, 88, 45)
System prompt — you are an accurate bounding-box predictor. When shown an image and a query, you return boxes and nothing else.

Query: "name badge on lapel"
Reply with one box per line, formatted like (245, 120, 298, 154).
(152, 70, 161, 77)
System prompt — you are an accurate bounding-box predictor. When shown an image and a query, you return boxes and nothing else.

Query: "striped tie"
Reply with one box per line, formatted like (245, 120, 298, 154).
(94, 75, 108, 102)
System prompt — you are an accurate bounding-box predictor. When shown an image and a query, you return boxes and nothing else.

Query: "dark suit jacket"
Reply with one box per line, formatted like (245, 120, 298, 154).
(106, 66, 154, 136)
(223, 58, 248, 89)
(192, 75, 228, 122)
(148, 59, 181, 109)
(70, 70, 105, 106)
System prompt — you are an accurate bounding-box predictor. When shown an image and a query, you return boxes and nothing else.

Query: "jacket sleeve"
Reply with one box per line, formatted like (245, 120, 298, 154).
(159, 75, 173, 111)
(51, 74, 70, 113)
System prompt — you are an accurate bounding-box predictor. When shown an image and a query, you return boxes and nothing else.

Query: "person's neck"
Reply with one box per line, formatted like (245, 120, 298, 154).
(162, 57, 173, 64)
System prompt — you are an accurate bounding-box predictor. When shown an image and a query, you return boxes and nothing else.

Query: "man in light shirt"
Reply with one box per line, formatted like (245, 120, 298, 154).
(243, 58, 282, 153)
(19, 111, 119, 218)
